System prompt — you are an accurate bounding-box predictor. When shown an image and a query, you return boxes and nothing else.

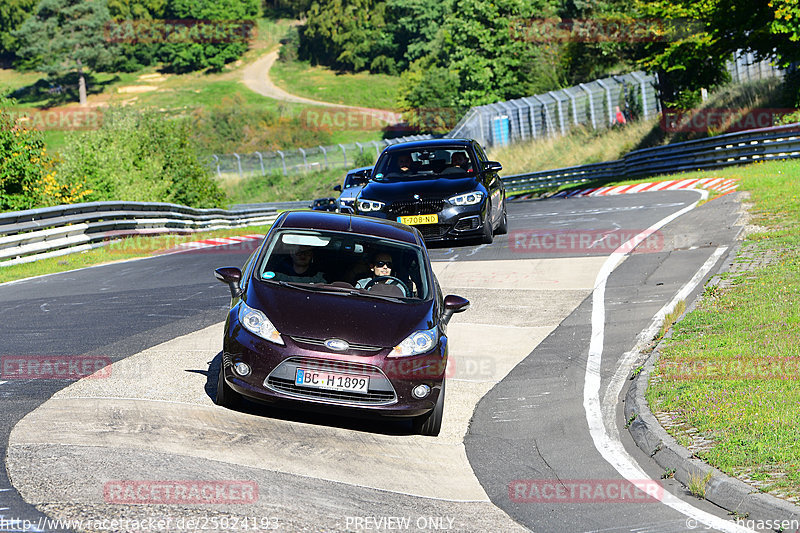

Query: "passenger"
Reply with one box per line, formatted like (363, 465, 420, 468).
(272, 245, 326, 283)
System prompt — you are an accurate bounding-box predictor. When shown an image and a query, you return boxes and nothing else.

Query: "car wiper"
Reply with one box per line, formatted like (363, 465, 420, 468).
(278, 281, 405, 303)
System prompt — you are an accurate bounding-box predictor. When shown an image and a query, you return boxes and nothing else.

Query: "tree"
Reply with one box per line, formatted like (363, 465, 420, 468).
(158, 0, 259, 72)
(300, 0, 388, 72)
(13, 0, 117, 105)
(636, 0, 800, 108)
(0, 0, 37, 59)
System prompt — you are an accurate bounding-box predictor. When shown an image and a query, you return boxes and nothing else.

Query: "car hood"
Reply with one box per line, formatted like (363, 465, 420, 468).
(245, 280, 435, 348)
(360, 176, 481, 203)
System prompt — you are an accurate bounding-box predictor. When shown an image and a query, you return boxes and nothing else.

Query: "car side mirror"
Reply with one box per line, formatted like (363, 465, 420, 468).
(333, 184, 342, 192)
(215, 267, 242, 298)
(441, 294, 470, 325)
(483, 161, 502, 172)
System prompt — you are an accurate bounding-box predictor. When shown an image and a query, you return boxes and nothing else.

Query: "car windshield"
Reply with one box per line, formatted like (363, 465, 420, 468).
(257, 229, 431, 301)
(344, 171, 370, 188)
(371, 148, 476, 181)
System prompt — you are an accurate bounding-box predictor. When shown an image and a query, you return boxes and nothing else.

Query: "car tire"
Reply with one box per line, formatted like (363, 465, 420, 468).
(496, 201, 508, 235)
(481, 206, 494, 244)
(216, 363, 242, 409)
(412, 380, 445, 436)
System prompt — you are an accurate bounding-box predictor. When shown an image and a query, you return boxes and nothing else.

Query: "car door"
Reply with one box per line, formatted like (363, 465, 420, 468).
(472, 141, 503, 227)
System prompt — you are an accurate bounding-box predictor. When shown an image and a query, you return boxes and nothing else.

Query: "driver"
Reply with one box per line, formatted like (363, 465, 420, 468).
(355, 252, 394, 289)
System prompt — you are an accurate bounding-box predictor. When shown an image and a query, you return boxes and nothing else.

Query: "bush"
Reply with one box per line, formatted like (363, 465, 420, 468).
(58, 107, 226, 208)
(0, 98, 89, 211)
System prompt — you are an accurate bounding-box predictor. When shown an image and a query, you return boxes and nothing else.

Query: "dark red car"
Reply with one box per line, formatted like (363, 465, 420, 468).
(214, 211, 470, 436)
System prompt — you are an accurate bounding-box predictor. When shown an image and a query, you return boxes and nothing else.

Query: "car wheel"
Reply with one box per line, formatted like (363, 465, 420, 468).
(496, 202, 508, 235)
(412, 381, 445, 436)
(216, 363, 242, 409)
(481, 206, 494, 244)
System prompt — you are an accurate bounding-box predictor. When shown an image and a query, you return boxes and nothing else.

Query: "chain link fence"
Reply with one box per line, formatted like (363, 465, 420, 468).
(208, 135, 434, 179)
(448, 71, 658, 148)
(726, 50, 788, 84)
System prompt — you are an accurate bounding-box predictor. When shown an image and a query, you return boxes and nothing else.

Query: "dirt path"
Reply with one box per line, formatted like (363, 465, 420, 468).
(241, 49, 402, 123)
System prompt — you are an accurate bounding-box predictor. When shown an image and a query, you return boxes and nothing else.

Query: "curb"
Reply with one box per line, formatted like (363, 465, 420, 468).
(624, 240, 800, 523)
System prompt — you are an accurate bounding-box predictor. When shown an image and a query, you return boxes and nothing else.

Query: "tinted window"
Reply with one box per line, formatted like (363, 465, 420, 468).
(373, 147, 476, 181)
(257, 229, 431, 300)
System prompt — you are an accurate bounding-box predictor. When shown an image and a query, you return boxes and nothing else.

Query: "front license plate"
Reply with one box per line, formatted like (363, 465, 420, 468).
(397, 214, 438, 225)
(295, 368, 369, 394)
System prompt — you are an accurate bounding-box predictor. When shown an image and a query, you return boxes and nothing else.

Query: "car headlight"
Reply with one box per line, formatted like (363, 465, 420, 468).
(238, 301, 284, 345)
(358, 199, 385, 212)
(389, 326, 438, 357)
(448, 191, 484, 206)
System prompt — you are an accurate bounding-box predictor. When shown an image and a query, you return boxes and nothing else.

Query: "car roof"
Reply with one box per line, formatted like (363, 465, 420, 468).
(381, 138, 474, 152)
(346, 166, 373, 174)
(275, 211, 422, 246)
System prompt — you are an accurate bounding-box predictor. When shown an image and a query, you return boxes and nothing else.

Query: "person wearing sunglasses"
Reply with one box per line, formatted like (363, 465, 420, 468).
(355, 252, 393, 288)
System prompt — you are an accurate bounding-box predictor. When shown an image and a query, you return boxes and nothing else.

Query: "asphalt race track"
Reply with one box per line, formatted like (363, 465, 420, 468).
(0, 190, 749, 532)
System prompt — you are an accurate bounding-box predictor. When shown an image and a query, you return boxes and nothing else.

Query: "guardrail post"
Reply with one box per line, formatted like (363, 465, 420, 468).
(276, 150, 287, 176)
(254, 151, 265, 176)
(232, 153, 243, 178)
(580, 84, 597, 130)
(298, 148, 308, 172)
(339, 144, 347, 168)
(319, 145, 328, 169)
(212, 154, 221, 178)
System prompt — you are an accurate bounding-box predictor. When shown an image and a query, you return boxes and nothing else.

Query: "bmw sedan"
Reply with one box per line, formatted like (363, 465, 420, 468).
(353, 139, 508, 243)
(214, 210, 470, 436)
(333, 166, 372, 213)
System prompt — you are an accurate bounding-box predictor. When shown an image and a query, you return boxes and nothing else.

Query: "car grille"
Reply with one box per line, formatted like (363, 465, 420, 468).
(290, 336, 384, 353)
(417, 224, 450, 239)
(265, 356, 397, 406)
(388, 200, 445, 217)
(266, 378, 396, 404)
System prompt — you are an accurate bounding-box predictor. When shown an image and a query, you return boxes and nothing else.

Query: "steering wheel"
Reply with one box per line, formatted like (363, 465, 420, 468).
(364, 276, 411, 297)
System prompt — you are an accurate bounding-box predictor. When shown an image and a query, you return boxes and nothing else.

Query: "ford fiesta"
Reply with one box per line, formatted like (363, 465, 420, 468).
(353, 139, 508, 243)
(214, 210, 470, 436)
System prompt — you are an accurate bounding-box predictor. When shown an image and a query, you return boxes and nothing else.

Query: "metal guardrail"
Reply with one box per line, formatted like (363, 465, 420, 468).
(0, 201, 278, 267)
(501, 123, 800, 193)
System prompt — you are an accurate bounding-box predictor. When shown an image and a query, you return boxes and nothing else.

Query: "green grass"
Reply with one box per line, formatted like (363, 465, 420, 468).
(270, 59, 401, 111)
(645, 159, 800, 501)
(220, 166, 347, 204)
(0, 225, 274, 285)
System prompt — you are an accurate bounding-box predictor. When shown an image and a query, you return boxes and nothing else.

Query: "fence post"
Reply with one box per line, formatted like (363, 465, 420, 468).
(339, 144, 347, 168)
(580, 83, 597, 130)
(372, 140, 381, 158)
(277, 150, 287, 176)
(298, 147, 308, 172)
(630, 72, 650, 119)
(549, 91, 567, 136)
(531, 95, 552, 137)
(212, 154, 221, 178)
(596, 79, 614, 126)
(254, 151, 265, 176)
(232, 152, 243, 178)
(319, 145, 328, 169)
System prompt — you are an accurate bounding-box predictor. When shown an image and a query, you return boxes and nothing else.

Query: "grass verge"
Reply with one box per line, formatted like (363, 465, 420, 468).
(645, 158, 800, 502)
(220, 167, 347, 205)
(0, 225, 274, 285)
(270, 59, 401, 111)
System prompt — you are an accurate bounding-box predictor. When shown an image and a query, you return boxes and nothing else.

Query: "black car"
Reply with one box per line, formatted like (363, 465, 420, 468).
(353, 139, 508, 243)
(333, 166, 372, 213)
(310, 197, 338, 211)
(214, 211, 470, 436)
